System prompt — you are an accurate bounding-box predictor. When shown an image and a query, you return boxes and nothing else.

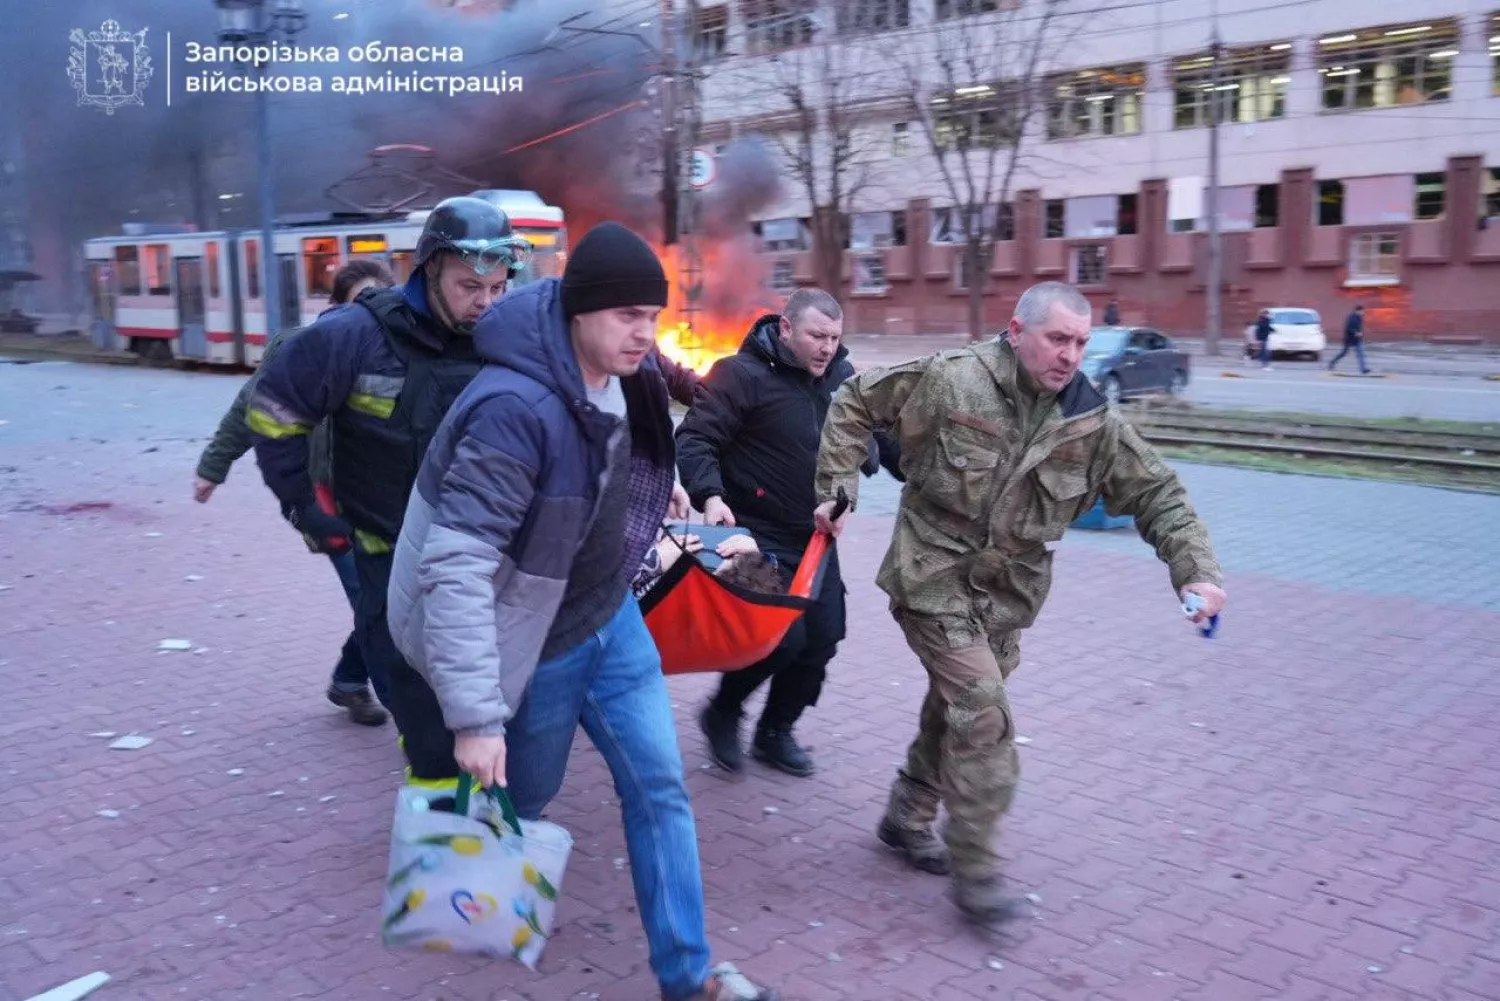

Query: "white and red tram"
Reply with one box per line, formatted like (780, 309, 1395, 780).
(82, 189, 567, 366)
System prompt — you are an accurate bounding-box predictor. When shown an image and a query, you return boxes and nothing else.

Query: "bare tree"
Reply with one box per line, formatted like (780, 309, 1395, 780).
(890, 0, 1076, 342)
(755, 4, 888, 297)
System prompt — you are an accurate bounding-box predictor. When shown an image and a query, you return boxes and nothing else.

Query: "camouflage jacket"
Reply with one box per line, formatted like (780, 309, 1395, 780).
(196, 326, 332, 489)
(814, 337, 1222, 639)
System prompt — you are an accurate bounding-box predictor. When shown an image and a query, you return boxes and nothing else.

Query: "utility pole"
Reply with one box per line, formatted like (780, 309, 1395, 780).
(252, 1, 284, 339)
(678, 0, 704, 334)
(660, 0, 679, 245)
(188, 147, 213, 233)
(1204, 28, 1224, 357)
(0, 22, 32, 283)
(218, 0, 306, 340)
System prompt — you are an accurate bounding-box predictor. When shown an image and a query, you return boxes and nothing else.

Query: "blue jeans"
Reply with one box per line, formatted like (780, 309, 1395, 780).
(1258, 337, 1272, 365)
(1330, 338, 1369, 373)
(330, 549, 360, 605)
(327, 550, 373, 696)
(505, 596, 711, 1001)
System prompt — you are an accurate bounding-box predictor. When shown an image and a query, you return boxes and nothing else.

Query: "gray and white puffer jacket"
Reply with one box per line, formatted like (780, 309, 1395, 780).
(386, 278, 673, 737)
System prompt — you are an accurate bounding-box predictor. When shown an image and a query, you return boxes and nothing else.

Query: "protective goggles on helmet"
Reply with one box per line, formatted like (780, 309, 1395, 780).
(443, 236, 533, 277)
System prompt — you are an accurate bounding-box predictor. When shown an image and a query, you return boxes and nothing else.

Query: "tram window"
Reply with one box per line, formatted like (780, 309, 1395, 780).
(245, 240, 261, 299)
(143, 244, 171, 295)
(303, 237, 339, 298)
(348, 235, 387, 255)
(114, 246, 141, 295)
(206, 241, 221, 298)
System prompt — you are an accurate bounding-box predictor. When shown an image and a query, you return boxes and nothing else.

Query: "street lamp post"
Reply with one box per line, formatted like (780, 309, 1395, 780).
(215, 0, 305, 340)
(1205, 31, 1224, 358)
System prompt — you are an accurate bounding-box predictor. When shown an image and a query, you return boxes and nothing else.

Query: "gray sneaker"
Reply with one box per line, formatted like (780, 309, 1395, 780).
(676, 962, 779, 1001)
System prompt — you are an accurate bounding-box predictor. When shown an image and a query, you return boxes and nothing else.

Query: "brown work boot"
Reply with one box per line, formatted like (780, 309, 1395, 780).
(878, 772, 947, 873)
(877, 816, 950, 875)
(674, 961, 780, 1000)
(951, 874, 1030, 926)
(326, 684, 387, 727)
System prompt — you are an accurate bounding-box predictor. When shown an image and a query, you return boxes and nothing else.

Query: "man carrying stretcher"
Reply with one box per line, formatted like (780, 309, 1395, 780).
(677, 288, 899, 778)
(811, 280, 1227, 924)
(385, 222, 778, 1001)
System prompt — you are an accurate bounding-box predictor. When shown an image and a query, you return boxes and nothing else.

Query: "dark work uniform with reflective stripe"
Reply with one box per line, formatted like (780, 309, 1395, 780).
(248, 273, 481, 727)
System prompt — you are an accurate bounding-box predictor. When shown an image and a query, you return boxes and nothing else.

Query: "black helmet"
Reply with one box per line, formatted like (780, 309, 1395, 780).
(414, 196, 531, 277)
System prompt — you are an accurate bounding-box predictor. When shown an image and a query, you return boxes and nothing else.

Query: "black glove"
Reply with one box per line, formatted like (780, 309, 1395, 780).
(287, 499, 352, 555)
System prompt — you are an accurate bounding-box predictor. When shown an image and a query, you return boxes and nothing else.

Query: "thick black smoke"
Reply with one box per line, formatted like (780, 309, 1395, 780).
(7, 0, 780, 311)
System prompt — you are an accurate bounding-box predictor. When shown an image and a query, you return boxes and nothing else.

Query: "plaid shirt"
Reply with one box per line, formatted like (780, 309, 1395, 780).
(622, 451, 675, 594)
(615, 355, 679, 600)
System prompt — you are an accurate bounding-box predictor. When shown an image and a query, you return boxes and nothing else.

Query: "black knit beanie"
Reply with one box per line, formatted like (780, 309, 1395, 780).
(561, 222, 670, 317)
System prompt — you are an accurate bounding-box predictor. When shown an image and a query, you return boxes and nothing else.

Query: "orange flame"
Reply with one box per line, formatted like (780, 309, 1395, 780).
(656, 320, 744, 376)
(652, 242, 775, 374)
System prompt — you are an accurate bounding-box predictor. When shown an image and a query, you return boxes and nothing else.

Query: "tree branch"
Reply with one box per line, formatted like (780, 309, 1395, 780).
(879, 0, 1083, 337)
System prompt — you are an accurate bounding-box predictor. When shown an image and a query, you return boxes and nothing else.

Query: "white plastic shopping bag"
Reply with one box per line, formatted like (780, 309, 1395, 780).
(381, 773, 573, 969)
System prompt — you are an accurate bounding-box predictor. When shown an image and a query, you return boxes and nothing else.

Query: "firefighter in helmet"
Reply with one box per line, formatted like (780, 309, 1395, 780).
(247, 196, 531, 724)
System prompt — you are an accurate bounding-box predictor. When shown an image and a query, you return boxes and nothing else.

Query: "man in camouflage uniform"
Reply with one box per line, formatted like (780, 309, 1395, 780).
(811, 281, 1226, 923)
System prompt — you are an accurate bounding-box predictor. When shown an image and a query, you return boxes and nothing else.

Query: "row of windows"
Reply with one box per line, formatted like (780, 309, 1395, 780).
(752, 167, 1500, 255)
(834, 226, 1412, 295)
(712, 13, 1498, 147)
(1055, 230, 1409, 288)
(102, 229, 564, 299)
(839, 242, 1107, 293)
(107, 235, 399, 299)
(713, 5, 1494, 89)
(732, 0, 977, 56)
(986, 17, 1484, 146)
(703, 1, 1006, 59)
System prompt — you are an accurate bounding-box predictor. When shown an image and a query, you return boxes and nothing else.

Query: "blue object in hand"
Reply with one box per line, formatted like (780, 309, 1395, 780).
(1181, 592, 1220, 639)
(661, 522, 754, 571)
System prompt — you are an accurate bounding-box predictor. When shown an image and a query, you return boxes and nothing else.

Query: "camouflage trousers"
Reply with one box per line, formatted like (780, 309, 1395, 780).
(883, 608, 1021, 881)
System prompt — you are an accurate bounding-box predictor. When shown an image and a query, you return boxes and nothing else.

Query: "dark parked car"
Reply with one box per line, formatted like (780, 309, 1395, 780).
(1081, 326, 1191, 404)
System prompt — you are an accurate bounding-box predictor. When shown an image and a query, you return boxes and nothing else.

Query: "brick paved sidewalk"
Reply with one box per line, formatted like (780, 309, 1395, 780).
(2, 441, 1499, 1000)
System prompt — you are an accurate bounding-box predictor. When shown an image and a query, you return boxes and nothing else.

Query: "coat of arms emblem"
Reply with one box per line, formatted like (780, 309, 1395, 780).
(68, 20, 154, 114)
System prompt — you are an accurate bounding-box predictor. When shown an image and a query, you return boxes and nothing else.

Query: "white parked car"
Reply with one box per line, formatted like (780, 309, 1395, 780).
(1243, 307, 1327, 361)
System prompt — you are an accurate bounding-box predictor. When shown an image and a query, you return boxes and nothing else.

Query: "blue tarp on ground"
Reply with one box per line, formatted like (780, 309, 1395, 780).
(1071, 499, 1133, 531)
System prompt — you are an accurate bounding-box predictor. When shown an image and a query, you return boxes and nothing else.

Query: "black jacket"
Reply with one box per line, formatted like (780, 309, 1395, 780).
(1344, 311, 1364, 340)
(248, 276, 481, 545)
(676, 314, 897, 550)
(652, 344, 700, 407)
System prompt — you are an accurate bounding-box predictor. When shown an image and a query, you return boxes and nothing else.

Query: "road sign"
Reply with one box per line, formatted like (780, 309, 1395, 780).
(690, 148, 716, 189)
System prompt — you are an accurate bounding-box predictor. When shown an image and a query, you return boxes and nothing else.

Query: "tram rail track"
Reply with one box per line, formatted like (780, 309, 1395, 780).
(1121, 405, 1500, 491)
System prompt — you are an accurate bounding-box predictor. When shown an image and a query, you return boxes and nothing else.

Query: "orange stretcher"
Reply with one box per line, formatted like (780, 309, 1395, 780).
(641, 489, 849, 675)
